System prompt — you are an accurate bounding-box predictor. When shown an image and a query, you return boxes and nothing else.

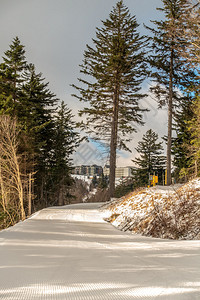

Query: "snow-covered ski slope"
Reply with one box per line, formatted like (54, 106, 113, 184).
(0, 202, 200, 299)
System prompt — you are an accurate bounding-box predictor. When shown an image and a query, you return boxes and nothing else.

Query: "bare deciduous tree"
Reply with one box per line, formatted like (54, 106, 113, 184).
(0, 115, 26, 222)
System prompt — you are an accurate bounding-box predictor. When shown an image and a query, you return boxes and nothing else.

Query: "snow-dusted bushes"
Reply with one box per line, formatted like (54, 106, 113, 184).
(103, 179, 200, 240)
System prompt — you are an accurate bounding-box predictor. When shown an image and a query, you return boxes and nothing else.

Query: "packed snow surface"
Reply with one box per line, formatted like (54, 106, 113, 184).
(0, 202, 200, 299)
(102, 178, 200, 240)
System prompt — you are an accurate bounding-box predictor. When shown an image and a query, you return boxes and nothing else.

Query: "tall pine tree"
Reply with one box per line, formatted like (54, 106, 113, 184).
(72, 1, 147, 197)
(170, 1, 200, 181)
(145, 0, 197, 185)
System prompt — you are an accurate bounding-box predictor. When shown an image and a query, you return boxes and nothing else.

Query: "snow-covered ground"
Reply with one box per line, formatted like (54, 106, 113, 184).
(102, 178, 200, 240)
(71, 174, 92, 185)
(0, 202, 200, 299)
(30, 202, 104, 222)
(0, 203, 200, 300)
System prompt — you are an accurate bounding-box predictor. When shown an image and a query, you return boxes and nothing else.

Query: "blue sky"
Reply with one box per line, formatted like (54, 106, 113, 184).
(0, 0, 166, 166)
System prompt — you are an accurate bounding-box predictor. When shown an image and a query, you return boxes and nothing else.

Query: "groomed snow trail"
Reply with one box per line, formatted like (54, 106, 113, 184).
(0, 203, 200, 299)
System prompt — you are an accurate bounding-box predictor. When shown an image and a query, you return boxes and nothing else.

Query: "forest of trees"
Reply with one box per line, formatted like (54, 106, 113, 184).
(0, 0, 199, 227)
(0, 37, 81, 228)
(73, 0, 200, 191)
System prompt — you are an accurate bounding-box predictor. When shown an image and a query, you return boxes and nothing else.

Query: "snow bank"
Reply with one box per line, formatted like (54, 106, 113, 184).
(101, 178, 200, 240)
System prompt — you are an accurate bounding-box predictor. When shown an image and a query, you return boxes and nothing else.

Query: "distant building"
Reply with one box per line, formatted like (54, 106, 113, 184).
(115, 167, 133, 178)
(103, 165, 133, 178)
(73, 165, 86, 175)
(103, 165, 110, 177)
(72, 165, 103, 177)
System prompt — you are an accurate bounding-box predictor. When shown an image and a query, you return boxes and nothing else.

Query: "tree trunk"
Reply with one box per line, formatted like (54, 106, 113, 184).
(58, 191, 64, 206)
(28, 173, 32, 216)
(15, 160, 26, 220)
(109, 131, 117, 198)
(167, 48, 174, 186)
(109, 88, 119, 198)
(195, 160, 198, 177)
(0, 163, 7, 212)
(58, 178, 65, 206)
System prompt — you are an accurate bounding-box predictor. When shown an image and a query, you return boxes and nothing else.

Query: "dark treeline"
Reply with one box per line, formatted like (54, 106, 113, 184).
(0, 37, 80, 228)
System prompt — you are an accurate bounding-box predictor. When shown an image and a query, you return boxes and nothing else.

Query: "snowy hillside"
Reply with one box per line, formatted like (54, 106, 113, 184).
(101, 178, 200, 240)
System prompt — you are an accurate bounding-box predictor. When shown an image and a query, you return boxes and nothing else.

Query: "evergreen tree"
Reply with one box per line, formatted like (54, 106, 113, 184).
(72, 1, 147, 198)
(178, 1, 200, 73)
(187, 96, 200, 176)
(145, 0, 197, 185)
(91, 175, 98, 188)
(50, 101, 81, 205)
(172, 96, 194, 180)
(132, 129, 166, 187)
(170, 1, 200, 181)
(98, 173, 108, 189)
(20, 63, 59, 206)
(20, 63, 58, 152)
(0, 36, 27, 116)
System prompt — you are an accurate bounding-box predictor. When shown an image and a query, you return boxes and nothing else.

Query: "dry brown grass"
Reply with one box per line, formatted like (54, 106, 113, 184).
(104, 179, 200, 240)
